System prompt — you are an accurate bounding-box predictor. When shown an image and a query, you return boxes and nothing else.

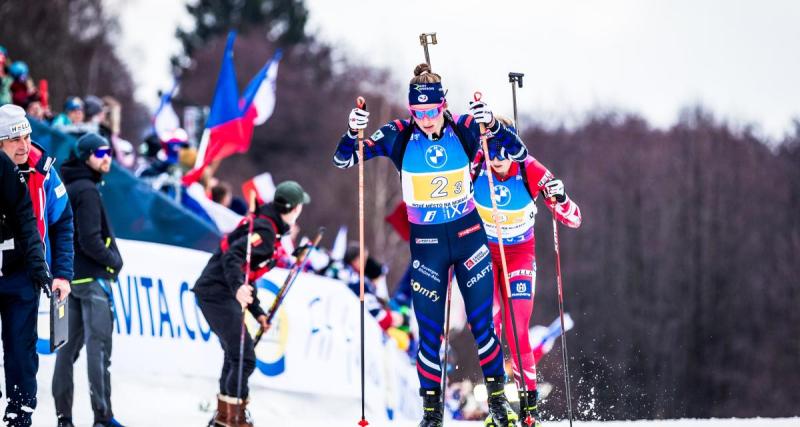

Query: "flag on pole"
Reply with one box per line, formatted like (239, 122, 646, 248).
(240, 171, 276, 204)
(182, 33, 281, 185)
(153, 81, 180, 141)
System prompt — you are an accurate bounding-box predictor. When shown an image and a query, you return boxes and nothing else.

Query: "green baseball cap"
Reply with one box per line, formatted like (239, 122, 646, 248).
(274, 180, 310, 209)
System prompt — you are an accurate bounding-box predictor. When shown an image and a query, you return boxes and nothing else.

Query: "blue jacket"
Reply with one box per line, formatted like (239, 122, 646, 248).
(21, 142, 74, 281)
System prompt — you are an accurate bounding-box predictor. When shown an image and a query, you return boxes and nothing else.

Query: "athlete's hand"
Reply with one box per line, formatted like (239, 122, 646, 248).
(235, 284, 254, 308)
(257, 314, 270, 332)
(543, 179, 567, 204)
(52, 278, 71, 301)
(468, 99, 494, 126)
(348, 108, 369, 132)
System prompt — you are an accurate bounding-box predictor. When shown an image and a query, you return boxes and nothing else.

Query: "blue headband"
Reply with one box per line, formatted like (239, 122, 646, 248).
(408, 82, 446, 106)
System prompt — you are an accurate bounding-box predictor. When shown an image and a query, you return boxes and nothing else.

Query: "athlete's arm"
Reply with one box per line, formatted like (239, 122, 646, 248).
(524, 158, 582, 228)
(332, 120, 405, 169)
(458, 115, 528, 161)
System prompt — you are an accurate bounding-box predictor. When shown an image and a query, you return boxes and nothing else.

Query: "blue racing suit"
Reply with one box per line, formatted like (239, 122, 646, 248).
(333, 113, 527, 389)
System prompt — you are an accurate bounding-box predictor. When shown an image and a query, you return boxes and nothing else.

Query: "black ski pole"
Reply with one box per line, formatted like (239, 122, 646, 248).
(508, 72, 524, 129)
(439, 267, 454, 399)
(235, 192, 258, 424)
(507, 71, 537, 426)
(254, 227, 326, 345)
(419, 32, 438, 66)
(550, 203, 574, 427)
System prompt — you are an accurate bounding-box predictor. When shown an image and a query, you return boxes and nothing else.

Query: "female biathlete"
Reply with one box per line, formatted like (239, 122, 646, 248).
(333, 64, 526, 427)
(473, 122, 582, 425)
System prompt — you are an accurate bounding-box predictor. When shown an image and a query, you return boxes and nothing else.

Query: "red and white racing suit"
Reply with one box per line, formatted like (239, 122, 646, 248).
(473, 153, 581, 390)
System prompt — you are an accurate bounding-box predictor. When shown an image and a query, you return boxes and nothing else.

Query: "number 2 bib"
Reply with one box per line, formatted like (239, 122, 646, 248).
(401, 127, 475, 225)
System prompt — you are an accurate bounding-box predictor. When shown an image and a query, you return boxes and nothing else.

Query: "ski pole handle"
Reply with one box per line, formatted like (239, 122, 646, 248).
(473, 92, 487, 135)
(356, 96, 367, 139)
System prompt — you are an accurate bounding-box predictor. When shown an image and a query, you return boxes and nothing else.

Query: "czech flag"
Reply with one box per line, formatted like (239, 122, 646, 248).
(183, 32, 281, 185)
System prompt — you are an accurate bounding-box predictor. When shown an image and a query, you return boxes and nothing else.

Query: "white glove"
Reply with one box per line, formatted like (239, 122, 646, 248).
(543, 179, 566, 203)
(236, 284, 254, 308)
(468, 100, 493, 125)
(348, 108, 369, 131)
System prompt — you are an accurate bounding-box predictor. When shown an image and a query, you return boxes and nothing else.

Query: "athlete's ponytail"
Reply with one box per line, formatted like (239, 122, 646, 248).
(411, 63, 441, 84)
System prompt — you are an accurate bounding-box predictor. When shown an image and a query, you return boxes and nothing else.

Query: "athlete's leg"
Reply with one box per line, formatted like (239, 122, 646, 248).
(408, 227, 451, 390)
(450, 214, 504, 380)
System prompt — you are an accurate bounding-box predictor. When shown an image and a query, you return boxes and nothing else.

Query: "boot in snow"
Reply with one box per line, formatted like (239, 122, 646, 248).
(418, 388, 443, 427)
(518, 390, 542, 427)
(483, 377, 519, 427)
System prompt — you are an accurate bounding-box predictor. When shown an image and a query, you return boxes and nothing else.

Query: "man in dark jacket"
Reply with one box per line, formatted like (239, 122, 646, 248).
(193, 181, 309, 427)
(53, 133, 124, 427)
(0, 107, 54, 427)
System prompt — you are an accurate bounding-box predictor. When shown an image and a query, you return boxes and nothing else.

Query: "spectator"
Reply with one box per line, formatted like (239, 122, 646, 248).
(192, 180, 309, 427)
(101, 96, 135, 169)
(51, 97, 84, 128)
(0, 105, 54, 427)
(210, 181, 233, 207)
(0, 45, 11, 105)
(8, 61, 31, 108)
(0, 104, 73, 308)
(25, 92, 52, 122)
(83, 95, 108, 137)
(53, 133, 124, 427)
(326, 245, 399, 332)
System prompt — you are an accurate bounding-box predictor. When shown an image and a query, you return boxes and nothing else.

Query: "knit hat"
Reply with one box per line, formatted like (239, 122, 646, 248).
(75, 133, 109, 161)
(84, 95, 104, 118)
(273, 180, 310, 210)
(0, 104, 32, 141)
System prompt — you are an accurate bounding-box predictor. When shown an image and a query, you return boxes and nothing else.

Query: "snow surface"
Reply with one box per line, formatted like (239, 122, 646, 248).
(1, 357, 796, 426)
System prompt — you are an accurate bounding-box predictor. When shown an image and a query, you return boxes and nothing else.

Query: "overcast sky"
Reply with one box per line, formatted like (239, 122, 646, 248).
(112, 0, 800, 140)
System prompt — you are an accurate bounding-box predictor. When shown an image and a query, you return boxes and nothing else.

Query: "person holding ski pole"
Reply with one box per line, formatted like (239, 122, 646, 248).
(333, 63, 527, 427)
(473, 117, 582, 425)
(192, 181, 309, 427)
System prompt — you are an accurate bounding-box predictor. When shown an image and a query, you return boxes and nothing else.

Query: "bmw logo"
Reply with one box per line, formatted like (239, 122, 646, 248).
(425, 145, 447, 169)
(493, 185, 512, 207)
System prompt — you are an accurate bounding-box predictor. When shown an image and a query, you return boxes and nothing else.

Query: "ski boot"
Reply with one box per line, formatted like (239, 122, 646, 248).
(56, 416, 75, 427)
(483, 377, 519, 427)
(517, 390, 541, 427)
(418, 388, 443, 427)
(207, 394, 231, 427)
(226, 396, 254, 427)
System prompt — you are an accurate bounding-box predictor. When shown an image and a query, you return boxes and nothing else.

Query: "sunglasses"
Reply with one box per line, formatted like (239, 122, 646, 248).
(93, 147, 111, 158)
(408, 100, 445, 121)
(488, 143, 507, 161)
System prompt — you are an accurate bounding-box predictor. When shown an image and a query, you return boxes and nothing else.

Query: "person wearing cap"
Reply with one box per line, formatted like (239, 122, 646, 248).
(192, 180, 309, 427)
(51, 97, 85, 129)
(53, 133, 124, 427)
(0, 111, 53, 427)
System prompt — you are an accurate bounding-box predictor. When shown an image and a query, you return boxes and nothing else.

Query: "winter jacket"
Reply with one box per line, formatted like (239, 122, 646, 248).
(17, 142, 74, 281)
(0, 151, 50, 286)
(193, 203, 290, 319)
(60, 156, 122, 282)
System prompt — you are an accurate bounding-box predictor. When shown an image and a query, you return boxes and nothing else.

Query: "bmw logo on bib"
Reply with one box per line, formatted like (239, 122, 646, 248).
(493, 185, 512, 207)
(425, 145, 447, 169)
